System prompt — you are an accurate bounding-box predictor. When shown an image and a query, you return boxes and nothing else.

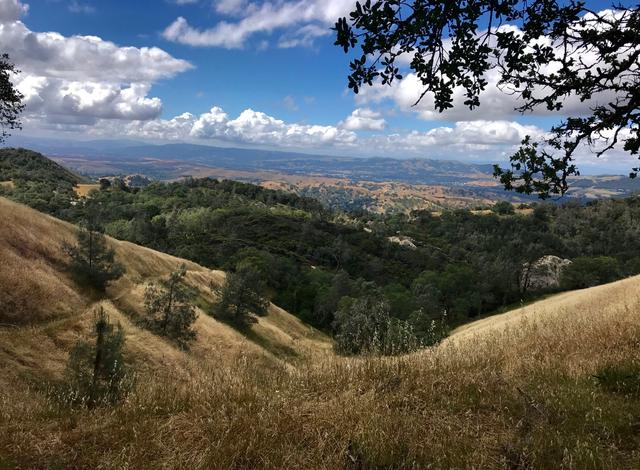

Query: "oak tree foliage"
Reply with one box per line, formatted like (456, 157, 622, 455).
(334, 1, 640, 198)
(0, 53, 23, 143)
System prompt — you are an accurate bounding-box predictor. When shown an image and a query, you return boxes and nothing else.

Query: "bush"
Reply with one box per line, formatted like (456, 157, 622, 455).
(333, 295, 423, 356)
(492, 201, 515, 215)
(407, 309, 449, 347)
(560, 256, 621, 290)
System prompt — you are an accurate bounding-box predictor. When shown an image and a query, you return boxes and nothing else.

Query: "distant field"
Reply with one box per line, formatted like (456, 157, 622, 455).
(0, 180, 14, 190)
(74, 183, 100, 197)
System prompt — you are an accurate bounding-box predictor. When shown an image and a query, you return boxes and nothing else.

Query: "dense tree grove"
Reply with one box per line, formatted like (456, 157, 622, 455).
(4, 151, 640, 354)
(0, 148, 81, 215)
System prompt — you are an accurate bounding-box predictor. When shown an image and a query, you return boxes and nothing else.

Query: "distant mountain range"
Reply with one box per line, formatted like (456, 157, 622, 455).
(4, 135, 640, 203)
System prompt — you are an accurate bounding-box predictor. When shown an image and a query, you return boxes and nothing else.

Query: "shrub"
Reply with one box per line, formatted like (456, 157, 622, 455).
(333, 295, 424, 356)
(492, 201, 515, 215)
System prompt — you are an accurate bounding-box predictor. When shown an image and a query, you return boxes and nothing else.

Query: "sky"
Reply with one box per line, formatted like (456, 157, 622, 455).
(0, 0, 635, 172)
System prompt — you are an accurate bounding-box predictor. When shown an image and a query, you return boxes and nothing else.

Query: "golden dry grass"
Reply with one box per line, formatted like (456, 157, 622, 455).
(0, 180, 14, 190)
(73, 183, 100, 198)
(1, 197, 640, 468)
(0, 197, 330, 383)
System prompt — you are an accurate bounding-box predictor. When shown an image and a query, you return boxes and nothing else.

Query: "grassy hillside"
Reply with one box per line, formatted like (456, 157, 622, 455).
(1, 197, 640, 468)
(3, 149, 640, 344)
(0, 197, 330, 383)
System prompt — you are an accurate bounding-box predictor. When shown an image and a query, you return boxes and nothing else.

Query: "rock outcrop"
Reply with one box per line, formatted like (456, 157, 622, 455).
(387, 236, 417, 250)
(522, 255, 572, 291)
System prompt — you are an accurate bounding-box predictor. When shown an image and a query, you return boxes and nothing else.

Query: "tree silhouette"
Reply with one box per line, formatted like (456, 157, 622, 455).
(335, 1, 640, 198)
(0, 54, 24, 143)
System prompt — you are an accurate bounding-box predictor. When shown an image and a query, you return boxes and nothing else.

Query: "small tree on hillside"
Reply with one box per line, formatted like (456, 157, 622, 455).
(144, 265, 197, 348)
(65, 307, 131, 407)
(63, 220, 125, 291)
(212, 264, 269, 329)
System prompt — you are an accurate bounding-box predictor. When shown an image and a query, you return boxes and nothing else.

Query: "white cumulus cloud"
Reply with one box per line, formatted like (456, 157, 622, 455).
(0, 0, 192, 123)
(340, 108, 386, 131)
(162, 0, 355, 48)
(0, 0, 27, 23)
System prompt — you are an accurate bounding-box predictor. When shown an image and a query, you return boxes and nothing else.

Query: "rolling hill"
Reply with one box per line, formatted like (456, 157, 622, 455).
(0, 147, 86, 186)
(0, 196, 331, 387)
(1, 196, 639, 467)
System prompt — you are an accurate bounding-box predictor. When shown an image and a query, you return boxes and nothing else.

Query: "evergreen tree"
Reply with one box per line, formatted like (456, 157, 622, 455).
(65, 307, 131, 407)
(144, 265, 197, 348)
(212, 264, 269, 329)
(63, 219, 125, 291)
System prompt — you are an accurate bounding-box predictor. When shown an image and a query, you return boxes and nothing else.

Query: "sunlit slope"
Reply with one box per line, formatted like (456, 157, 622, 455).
(448, 274, 640, 345)
(0, 197, 331, 388)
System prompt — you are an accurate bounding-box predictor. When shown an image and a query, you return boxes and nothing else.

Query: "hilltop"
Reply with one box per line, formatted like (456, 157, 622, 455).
(1, 196, 639, 467)
(0, 147, 86, 186)
(0, 148, 88, 215)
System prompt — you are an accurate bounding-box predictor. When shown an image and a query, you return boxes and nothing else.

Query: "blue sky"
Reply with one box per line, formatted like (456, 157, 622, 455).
(24, 0, 355, 124)
(1, 0, 634, 173)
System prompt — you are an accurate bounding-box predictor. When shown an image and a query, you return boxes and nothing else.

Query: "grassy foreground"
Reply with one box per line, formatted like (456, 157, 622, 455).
(1, 196, 640, 468)
(2, 277, 640, 468)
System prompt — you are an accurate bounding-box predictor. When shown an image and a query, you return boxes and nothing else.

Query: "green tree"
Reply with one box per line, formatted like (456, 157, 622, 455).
(560, 256, 621, 290)
(63, 220, 125, 291)
(212, 264, 269, 329)
(334, 2, 640, 198)
(144, 265, 198, 348)
(492, 201, 515, 215)
(407, 309, 449, 347)
(0, 54, 24, 143)
(65, 307, 131, 407)
(333, 294, 421, 355)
